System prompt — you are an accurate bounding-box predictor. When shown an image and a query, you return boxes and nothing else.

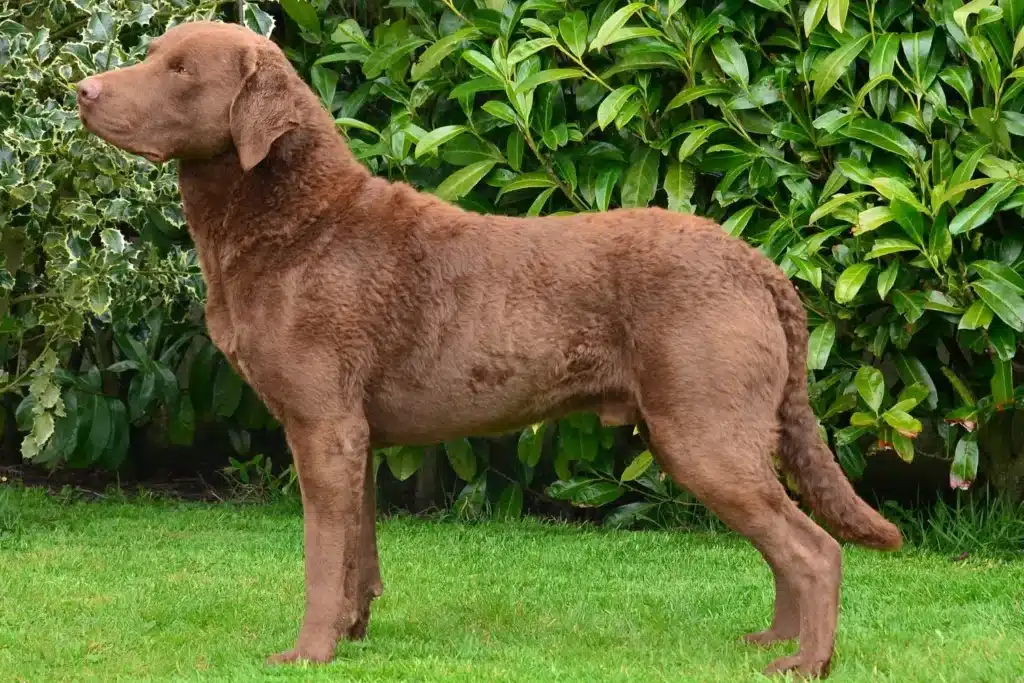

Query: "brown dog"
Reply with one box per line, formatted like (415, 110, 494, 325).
(77, 20, 902, 677)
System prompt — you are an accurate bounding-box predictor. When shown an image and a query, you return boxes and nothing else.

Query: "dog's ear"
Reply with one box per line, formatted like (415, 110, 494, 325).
(230, 47, 300, 172)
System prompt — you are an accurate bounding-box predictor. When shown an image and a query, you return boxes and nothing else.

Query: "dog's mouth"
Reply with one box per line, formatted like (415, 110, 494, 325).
(139, 150, 167, 164)
(78, 110, 168, 164)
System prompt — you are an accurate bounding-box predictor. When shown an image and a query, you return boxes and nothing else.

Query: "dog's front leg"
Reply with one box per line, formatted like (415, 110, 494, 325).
(269, 413, 372, 664)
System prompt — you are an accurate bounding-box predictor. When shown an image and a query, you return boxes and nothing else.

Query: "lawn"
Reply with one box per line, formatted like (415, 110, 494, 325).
(1, 486, 1022, 683)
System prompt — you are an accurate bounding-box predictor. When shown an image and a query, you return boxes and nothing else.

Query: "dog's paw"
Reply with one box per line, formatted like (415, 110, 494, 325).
(266, 645, 335, 665)
(763, 653, 832, 679)
(742, 628, 798, 648)
(342, 605, 370, 641)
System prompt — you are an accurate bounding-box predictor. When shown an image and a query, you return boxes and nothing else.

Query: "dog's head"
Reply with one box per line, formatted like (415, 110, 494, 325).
(77, 21, 300, 171)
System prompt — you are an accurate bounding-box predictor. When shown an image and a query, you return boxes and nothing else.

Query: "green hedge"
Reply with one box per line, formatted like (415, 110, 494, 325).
(4, 0, 1024, 519)
(273, 0, 1024, 508)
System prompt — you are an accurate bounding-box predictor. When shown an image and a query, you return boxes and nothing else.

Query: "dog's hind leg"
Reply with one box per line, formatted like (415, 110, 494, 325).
(643, 408, 842, 678)
(344, 451, 383, 640)
(269, 412, 373, 664)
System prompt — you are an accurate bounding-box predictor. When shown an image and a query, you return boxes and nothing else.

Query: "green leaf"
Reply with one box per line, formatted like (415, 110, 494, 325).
(971, 279, 1024, 331)
(169, 393, 196, 446)
(100, 228, 126, 254)
(940, 66, 974, 107)
(280, 0, 319, 33)
(664, 160, 695, 213)
(856, 206, 895, 234)
(363, 38, 428, 79)
(435, 161, 497, 201)
(515, 68, 585, 94)
(483, 100, 518, 123)
(955, 0, 995, 34)
(527, 187, 556, 216)
(507, 38, 558, 66)
(807, 321, 836, 370)
(517, 425, 546, 466)
(386, 446, 423, 481)
(866, 238, 920, 259)
(850, 411, 877, 427)
(507, 132, 525, 171)
(970, 36, 1002, 92)
(950, 434, 979, 489)
(889, 200, 926, 245)
(877, 259, 899, 299)
(722, 204, 756, 237)
(809, 191, 871, 224)
(87, 395, 112, 464)
(870, 177, 930, 215)
(664, 84, 731, 112)
(594, 165, 621, 211)
(498, 172, 557, 199)
(991, 357, 1014, 407)
(335, 118, 381, 136)
(804, 0, 827, 35)
(882, 409, 922, 437)
(677, 123, 727, 161)
(559, 11, 589, 57)
(496, 483, 524, 519)
(605, 501, 657, 529)
(949, 180, 1017, 235)
(620, 449, 653, 482)
(597, 86, 638, 130)
(411, 28, 480, 81)
(845, 120, 919, 161)
(827, 0, 849, 32)
(813, 34, 870, 102)
(589, 2, 647, 52)
(548, 477, 625, 507)
(924, 290, 963, 314)
(621, 146, 660, 208)
(444, 438, 476, 481)
(835, 263, 874, 303)
(988, 320, 1017, 361)
(891, 431, 915, 462)
(462, 50, 504, 81)
(213, 361, 244, 418)
(415, 126, 468, 159)
(712, 37, 749, 85)
(870, 34, 901, 80)
(959, 299, 995, 329)
(855, 365, 885, 413)
(311, 64, 339, 108)
(949, 145, 990, 198)
(968, 260, 1024, 294)
(127, 371, 156, 422)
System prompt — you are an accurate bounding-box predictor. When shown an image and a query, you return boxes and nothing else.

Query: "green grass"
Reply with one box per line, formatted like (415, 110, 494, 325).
(1, 486, 1022, 683)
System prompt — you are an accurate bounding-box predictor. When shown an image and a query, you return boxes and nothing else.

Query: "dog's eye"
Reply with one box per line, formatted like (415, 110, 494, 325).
(170, 63, 188, 75)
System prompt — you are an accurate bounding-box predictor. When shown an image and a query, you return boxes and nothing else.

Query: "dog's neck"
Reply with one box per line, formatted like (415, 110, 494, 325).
(178, 124, 369, 236)
(178, 151, 244, 241)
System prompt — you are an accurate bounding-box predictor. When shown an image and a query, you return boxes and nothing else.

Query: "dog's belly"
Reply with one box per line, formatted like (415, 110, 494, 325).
(366, 340, 635, 445)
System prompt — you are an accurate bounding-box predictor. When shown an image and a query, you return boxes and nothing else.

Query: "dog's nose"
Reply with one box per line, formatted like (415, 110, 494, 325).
(77, 78, 101, 103)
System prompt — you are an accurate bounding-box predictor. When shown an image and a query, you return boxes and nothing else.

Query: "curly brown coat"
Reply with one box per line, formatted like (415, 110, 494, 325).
(77, 20, 902, 678)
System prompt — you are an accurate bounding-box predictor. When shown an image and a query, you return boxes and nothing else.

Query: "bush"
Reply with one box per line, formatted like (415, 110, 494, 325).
(6, 0, 1024, 522)
(0, 1, 281, 472)
(273, 0, 1024, 512)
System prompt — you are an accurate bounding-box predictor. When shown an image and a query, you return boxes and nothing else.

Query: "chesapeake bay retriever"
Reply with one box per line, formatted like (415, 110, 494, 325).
(76, 20, 902, 677)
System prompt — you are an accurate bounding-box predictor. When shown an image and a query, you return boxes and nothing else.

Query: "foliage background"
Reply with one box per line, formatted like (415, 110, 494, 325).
(3, 0, 1024, 522)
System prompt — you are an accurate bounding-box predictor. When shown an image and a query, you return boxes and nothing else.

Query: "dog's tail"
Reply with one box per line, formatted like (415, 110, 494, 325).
(763, 267, 903, 551)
